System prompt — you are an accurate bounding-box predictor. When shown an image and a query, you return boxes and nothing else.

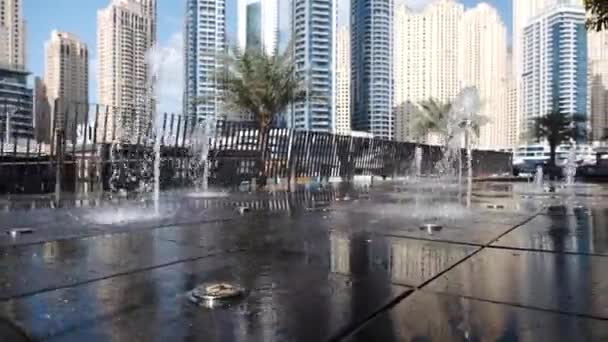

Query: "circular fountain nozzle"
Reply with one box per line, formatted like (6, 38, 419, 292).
(419, 223, 442, 235)
(486, 204, 505, 210)
(188, 282, 244, 308)
(6, 228, 34, 238)
(237, 206, 251, 214)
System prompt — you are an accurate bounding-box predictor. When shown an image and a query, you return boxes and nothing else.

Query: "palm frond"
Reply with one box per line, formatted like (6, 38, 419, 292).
(412, 98, 451, 139)
(212, 42, 309, 129)
(586, 0, 608, 32)
(530, 110, 585, 152)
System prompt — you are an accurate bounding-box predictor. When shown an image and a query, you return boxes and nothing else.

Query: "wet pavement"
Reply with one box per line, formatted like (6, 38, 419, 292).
(0, 182, 607, 341)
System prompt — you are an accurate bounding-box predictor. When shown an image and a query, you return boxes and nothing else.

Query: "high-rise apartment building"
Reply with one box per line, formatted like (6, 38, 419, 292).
(589, 29, 608, 142)
(291, 0, 336, 132)
(0, 0, 25, 68)
(505, 50, 518, 148)
(521, 4, 588, 142)
(0, 65, 33, 141)
(33, 77, 51, 143)
(393, 0, 463, 142)
(513, 0, 557, 84)
(97, 0, 157, 142)
(237, 0, 278, 54)
(459, 3, 508, 148)
(336, 26, 350, 135)
(512, 0, 584, 144)
(44, 31, 89, 140)
(184, 0, 226, 123)
(352, 0, 393, 139)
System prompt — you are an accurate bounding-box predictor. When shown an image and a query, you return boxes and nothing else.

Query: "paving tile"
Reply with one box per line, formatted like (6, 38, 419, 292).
(0, 248, 408, 342)
(344, 290, 608, 342)
(493, 209, 608, 255)
(426, 247, 608, 319)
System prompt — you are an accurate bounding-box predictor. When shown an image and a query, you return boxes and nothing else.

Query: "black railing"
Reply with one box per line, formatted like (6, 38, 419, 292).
(0, 102, 513, 194)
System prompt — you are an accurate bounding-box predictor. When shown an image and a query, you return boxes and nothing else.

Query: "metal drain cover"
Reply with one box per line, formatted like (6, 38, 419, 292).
(6, 228, 34, 237)
(188, 283, 244, 308)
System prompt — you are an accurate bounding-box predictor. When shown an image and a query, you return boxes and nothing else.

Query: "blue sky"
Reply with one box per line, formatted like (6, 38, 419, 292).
(24, 0, 513, 103)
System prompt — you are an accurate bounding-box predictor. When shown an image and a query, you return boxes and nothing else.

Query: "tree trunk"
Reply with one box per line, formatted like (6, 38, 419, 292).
(257, 123, 270, 188)
(549, 143, 557, 180)
(549, 144, 557, 167)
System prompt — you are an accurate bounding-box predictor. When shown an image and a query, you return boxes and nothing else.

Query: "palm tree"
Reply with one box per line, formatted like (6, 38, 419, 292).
(217, 45, 308, 186)
(412, 98, 452, 143)
(412, 96, 488, 144)
(531, 111, 586, 167)
(586, 0, 608, 31)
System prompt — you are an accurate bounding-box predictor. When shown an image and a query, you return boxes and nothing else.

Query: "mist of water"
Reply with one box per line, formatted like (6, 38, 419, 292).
(189, 119, 217, 193)
(146, 33, 184, 212)
(564, 146, 577, 186)
(534, 165, 544, 188)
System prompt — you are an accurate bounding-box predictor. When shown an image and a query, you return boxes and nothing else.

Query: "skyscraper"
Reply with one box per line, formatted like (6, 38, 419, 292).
(512, 0, 586, 144)
(291, 0, 336, 132)
(513, 0, 557, 145)
(521, 3, 588, 141)
(0, 0, 25, 68)
(459, 3, 508, 148)
(237, 0, 278, 54)
(393, 0, 463, 142)
(352, 0, 393, 139)
(589, 29, 608, 142)
(0, 65, 33, 141)
(505, 50, 518, 148)
(33, 77, 51, 143)
(97, 0, 157, 141)
(513, 0, 557, 80)
(336, 25, 351, 135)
(184, 0, 226, 123)
(44, 31, 89, 140)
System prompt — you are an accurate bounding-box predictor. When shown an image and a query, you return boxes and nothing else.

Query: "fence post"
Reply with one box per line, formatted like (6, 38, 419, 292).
(369, 138, 375, 187)
(55, 128, 64, 203)
(286, 129, 295, 192)
(347, 136, 354, 183)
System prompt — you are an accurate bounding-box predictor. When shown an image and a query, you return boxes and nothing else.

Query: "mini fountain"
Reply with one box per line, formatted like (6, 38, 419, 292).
(450, 86, 483, 208)
(391, 87, 485, 228)
(414, 146, 423, 178)
(563, 145, 577, 187)
(146, 34, 185, 211)
(534, 165, 544, 188)
(187, 119, 228, 198)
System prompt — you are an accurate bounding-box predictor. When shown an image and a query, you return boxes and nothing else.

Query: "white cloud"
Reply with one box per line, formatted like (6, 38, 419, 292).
(403, 0, 434, 11)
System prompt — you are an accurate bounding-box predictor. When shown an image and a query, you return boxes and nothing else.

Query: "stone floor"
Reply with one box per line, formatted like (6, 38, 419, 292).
(0, 182, 608, 341)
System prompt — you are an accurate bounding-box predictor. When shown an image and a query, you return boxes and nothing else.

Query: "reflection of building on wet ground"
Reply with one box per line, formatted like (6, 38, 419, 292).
(3, 184, 608, 340)
(591, 208, 608, 254)
(330, 232, 351, 275)
(388, 238, 469, 286)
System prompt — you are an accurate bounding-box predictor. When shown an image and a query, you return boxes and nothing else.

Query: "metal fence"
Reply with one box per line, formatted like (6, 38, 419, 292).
(0, 103, 513, 194)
